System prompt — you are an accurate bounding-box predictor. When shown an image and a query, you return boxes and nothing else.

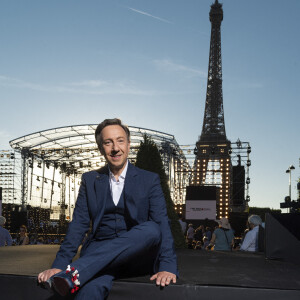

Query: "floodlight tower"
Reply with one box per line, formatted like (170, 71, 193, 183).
(191, 0, 231, 219)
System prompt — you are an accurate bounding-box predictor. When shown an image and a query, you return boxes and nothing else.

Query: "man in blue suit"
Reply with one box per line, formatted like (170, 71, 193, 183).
(38, 118, 178, 299)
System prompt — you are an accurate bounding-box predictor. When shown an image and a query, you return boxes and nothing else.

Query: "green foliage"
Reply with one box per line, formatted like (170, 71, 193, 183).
(135, 135, 186, 248)
(249, 207, 281, 222)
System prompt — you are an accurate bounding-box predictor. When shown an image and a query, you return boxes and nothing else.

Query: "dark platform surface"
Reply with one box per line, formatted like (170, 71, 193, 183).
(1, 245, 300, 299)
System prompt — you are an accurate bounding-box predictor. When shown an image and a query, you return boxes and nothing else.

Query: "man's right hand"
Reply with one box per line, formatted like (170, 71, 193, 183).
(38, 268, 62, 283)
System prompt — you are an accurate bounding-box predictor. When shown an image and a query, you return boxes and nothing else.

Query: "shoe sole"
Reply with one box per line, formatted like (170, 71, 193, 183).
(52, 277, 70, 296)
(37, 279, 53, 293)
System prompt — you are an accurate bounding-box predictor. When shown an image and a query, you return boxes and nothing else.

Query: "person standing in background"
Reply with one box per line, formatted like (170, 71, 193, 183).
(239, 215, 262, 252)
(178, 214, 187, 234)
(18, 225, 29, 245)
(186, 224, 195, 248)
(209, 218, 234, 251)
(0, 216, 12, 247)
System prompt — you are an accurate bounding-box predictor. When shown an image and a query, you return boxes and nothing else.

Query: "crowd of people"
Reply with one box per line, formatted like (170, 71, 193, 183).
(1, 213, 263, 252)
(0, 216, 65, 247)
(179, 214, 263, 252)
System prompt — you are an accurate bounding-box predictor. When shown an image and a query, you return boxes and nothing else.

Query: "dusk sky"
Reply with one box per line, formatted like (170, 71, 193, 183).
(0, 0, 299, 209)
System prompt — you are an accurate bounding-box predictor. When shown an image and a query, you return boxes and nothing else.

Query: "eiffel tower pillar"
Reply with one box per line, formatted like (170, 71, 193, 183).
(191, 0, 231, 219)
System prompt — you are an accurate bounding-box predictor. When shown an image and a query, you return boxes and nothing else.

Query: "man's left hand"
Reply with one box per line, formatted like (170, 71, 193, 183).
(150, 271, 176, 287)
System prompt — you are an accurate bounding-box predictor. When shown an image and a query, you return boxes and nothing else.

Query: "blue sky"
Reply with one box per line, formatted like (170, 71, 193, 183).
(0, 0, 299, 209)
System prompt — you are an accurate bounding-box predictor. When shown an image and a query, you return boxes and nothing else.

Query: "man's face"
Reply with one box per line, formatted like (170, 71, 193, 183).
(100, 125, 130, 175)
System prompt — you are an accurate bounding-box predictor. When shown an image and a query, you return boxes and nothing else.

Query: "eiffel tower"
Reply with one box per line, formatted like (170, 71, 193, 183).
(191, 0, 231, 219)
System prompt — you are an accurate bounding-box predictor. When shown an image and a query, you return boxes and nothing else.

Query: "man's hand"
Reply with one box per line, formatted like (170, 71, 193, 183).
(150, 271, 176, 287)
(38, 268, 62, 283)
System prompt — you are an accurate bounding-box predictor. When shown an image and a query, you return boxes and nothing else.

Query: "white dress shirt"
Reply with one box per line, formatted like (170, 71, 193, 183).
(240, 225, 259, 252)
(109, 161, 128, 206)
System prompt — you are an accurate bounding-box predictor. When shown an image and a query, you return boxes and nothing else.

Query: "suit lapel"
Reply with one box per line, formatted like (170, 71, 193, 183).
(93, 166, 110, 234)
(124, 162, 138, 222)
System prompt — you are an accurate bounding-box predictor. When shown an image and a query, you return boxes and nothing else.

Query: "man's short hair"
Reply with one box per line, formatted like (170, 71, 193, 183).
(95, 118, 130, 150)
(248, 215, 262, 226)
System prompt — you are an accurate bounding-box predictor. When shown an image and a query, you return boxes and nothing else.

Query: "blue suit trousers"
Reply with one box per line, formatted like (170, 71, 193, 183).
(72, 221, 161, 300)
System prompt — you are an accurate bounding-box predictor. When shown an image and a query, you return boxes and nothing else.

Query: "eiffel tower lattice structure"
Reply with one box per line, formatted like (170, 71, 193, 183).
(191, 0, 232, 219)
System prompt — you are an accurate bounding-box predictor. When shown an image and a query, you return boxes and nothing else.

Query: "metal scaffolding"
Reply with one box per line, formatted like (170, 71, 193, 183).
(0, 150, 22, 205)
(5, 124, 189, 223)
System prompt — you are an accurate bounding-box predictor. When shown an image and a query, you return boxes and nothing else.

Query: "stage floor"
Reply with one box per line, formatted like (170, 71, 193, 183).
(0, 245, 300, 299)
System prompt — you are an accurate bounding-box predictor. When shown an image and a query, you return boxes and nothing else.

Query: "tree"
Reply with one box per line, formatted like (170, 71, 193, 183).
(135, 135, 186, 248)
(248, 207, 281, 222)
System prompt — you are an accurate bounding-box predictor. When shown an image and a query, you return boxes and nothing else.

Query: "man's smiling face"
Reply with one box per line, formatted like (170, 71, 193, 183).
(100, 125, 130, 176)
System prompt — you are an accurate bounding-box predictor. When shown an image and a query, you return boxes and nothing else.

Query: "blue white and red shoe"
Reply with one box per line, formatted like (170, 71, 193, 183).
(51, 265, 80, 296)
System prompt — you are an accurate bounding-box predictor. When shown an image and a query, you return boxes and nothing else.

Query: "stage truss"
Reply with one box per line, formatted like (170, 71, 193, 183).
(6, 124, 189, 221)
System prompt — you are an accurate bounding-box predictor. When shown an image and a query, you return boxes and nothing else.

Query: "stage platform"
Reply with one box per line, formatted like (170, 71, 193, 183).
(0, 245, 300, 299)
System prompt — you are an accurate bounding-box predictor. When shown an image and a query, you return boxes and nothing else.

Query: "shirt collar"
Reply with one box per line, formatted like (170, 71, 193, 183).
(109, 160, 128, 182)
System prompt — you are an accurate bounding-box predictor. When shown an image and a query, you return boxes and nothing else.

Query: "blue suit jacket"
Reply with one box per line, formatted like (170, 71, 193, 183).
(52, 162, 178, 275)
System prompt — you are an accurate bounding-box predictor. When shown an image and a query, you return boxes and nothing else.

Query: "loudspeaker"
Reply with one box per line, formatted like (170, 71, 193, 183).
(232, 166, 245, 206)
